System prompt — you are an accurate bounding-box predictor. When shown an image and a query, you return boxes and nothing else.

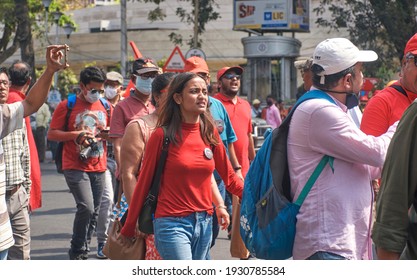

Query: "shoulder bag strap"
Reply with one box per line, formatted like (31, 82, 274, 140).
(389, 84, 408, 98)
(145, 126, 170, 204)
(294, 155, 334, 206)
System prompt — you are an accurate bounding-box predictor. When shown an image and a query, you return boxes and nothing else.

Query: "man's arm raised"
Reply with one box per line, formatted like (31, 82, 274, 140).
(22, 45, 67, 117)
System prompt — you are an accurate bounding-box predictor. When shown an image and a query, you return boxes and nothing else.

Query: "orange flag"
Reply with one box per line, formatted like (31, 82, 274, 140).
(123, 41, 143, 98)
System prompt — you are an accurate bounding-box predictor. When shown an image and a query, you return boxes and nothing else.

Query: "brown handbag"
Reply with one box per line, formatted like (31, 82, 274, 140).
(103, 212, 146, 260)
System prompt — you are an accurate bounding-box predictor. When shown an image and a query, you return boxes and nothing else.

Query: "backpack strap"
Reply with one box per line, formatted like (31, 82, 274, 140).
(64, 94, 77, 131)
(99, 97, 111, 124)
(270, 89, 337, 201)
(389, 84, 407, 98)
(294, 155, 334, 206)
(64, 95, 111, 131)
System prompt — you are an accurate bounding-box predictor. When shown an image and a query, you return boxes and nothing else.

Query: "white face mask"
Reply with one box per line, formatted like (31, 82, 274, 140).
(85, 89, 100, 104)
(104, 86, 118, 99)
(135, 76, 154, 95)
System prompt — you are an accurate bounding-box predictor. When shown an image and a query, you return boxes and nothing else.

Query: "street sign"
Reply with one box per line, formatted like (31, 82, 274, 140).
(185, 48, 206, 60)
(163, 46, 186, 72)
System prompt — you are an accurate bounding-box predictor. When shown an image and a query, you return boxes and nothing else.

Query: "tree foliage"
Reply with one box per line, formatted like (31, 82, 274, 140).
(140, 0, 221, 47)
(0, 0, 76, 91)
(313, 0, 417, 86)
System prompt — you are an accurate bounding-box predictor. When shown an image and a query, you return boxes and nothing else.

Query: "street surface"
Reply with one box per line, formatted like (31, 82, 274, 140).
(30, 154, 235, 260)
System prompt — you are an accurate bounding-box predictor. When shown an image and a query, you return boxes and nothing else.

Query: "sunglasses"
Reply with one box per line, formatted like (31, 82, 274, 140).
(406, 53, 417, 67)
(197, 72, 210, 80)
(223, 73, 241, 80)
(90, 89, 105, 95)
(135, 73, 158, 80)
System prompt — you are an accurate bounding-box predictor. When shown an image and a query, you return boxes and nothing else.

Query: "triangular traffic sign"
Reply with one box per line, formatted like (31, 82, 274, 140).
(163, 46, 186, 72)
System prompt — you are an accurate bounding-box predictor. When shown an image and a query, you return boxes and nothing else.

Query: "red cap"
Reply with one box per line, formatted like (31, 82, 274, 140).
(184, 56, 209, 74)
(216, 66, 243, 81)
(404, 33, 417, 55)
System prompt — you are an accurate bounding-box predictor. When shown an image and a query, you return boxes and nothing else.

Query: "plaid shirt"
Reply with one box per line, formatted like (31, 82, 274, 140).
(1, 121, 31, 194)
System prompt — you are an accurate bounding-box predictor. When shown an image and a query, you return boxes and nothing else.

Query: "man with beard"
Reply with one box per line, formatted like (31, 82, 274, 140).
(214, 66, 255, 259)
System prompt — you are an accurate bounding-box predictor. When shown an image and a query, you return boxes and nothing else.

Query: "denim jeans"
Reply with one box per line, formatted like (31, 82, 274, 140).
(63, 170, 105, 252)
(96, 169, 114, 244)
(211, 180, 226, 247)
(154, 212, 212, 260)
(0, 249, 8, 260)
(307, 251, 346, 260)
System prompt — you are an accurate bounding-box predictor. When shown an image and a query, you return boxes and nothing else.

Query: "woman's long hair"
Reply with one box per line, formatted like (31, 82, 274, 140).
(157, 72, 218, 146)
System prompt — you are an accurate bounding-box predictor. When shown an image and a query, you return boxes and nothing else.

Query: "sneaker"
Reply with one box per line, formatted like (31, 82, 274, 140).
(68, 249, 88, 260)
(96, 242, 107, 259)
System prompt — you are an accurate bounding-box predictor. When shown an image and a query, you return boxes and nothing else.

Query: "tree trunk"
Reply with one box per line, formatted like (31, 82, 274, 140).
(15, 0, 36, 85)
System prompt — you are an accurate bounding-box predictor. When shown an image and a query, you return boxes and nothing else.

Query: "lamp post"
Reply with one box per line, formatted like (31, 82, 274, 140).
(63, 23, 75, 39)
(43, 1, 66, 89)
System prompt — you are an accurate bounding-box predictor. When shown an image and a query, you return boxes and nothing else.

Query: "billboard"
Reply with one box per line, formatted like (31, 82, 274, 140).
(233, 0, 310, 32)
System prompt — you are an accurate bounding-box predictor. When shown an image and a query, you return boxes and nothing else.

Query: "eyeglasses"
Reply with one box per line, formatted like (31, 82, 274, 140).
(0, 80, 10, 87)
(135, 73, 158, 80)
(223, 73, 241, 80)
(406, 53, 417, 67)
(90, 89, 105, 95)
(197, 73, 210, 80)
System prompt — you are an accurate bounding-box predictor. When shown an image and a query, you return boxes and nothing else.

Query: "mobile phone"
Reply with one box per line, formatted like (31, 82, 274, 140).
(63, 44, 69, 66)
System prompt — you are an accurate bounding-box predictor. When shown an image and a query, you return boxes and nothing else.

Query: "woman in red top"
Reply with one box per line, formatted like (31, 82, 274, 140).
(121, 72, 243, 259)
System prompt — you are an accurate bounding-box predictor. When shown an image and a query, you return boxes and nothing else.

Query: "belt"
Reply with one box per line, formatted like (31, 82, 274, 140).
(6, 185, 21, 197)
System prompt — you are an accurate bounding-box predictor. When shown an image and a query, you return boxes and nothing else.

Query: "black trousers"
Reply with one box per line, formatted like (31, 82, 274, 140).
(34, 126, 46, 162)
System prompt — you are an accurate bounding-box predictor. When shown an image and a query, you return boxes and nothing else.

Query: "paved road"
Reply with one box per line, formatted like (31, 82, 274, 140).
(30, 159, 235, 260)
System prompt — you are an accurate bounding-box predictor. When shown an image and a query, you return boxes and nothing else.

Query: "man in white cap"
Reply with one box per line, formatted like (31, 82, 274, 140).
(287, 38, 398, 260)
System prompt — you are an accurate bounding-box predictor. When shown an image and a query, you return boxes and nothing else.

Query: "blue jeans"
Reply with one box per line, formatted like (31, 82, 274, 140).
(0, 249, 8, 260)
(307, 251, 346, 260)
(63, 170, 105, 252)
(154, 212, 212, 260)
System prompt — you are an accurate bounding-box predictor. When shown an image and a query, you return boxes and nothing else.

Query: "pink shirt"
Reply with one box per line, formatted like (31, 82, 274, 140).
(109, 93, 154, 138)
(287, 94, 397, 260)
(265, 105, 282, 129)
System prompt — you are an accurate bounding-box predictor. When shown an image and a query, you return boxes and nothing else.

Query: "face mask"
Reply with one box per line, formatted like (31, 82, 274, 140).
(85, 90, 100, 104)
(345, 93, 359, 109)
(266, 100, 273, 106)
(135, 77, 154, 95)
(105, 86, 118, 99)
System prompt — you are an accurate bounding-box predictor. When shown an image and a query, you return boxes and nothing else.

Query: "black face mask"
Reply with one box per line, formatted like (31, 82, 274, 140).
(345, 93, 359, 109)
(266, 100, 273, 106)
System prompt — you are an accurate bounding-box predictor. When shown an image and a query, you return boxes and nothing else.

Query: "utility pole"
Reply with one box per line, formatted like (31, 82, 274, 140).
(193, 0, 199, 48)
(121, 0, 127, 78)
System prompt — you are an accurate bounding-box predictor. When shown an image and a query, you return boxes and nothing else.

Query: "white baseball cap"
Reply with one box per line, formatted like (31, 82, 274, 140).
(313, 38, 378, 84)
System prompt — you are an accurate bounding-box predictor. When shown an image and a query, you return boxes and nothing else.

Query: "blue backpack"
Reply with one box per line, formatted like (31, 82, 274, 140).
(240, 90, 336, 259)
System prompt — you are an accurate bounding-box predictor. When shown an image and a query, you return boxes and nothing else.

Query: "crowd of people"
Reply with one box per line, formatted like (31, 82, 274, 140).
(1, 33, 417, 261)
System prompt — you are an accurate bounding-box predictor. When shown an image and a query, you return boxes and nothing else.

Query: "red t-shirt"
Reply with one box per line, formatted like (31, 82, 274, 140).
(121, 123, 243, 237)
(49, 97, 112, 172)
(361, 82, 417, 136)
(213, 93, 252, 177)
(109, 94, 154, 138)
